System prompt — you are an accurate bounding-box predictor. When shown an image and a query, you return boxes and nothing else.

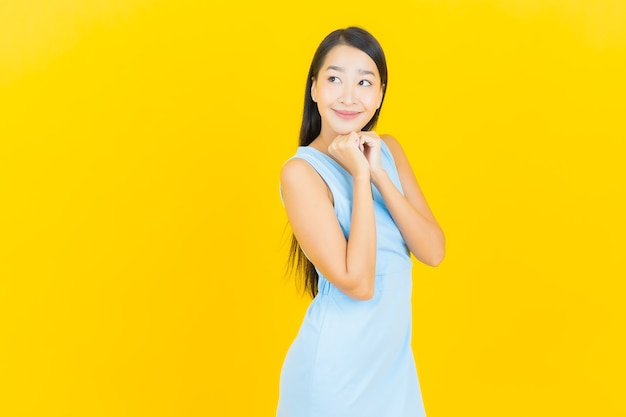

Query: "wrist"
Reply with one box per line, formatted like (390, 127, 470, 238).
(352, 172, 371, 183)
(369, 168, 389, 186)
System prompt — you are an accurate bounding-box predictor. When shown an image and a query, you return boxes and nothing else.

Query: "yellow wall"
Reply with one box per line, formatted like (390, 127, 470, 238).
(1, 1, 624, 416)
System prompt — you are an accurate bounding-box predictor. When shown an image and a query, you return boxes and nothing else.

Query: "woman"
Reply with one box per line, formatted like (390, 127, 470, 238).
(277, 27, 445, 417)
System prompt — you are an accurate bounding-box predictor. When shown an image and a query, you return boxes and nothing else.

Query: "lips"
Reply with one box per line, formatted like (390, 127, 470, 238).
(333, 109, 361, 120)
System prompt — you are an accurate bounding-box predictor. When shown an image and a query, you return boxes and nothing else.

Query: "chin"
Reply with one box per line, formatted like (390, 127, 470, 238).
(331, 122, 368, 135)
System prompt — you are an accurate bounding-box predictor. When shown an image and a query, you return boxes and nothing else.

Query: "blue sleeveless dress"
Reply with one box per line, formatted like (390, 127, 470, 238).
(277, 141, 427, 417)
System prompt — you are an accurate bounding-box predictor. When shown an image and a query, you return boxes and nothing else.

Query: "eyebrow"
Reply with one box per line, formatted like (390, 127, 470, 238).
(325, 65, 376, 76)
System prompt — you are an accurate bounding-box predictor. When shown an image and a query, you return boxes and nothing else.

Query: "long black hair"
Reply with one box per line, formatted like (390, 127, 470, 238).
(288, 27, 389, 298)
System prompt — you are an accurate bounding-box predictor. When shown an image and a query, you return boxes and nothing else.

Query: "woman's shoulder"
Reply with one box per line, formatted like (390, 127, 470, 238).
(281, 155, 314, 179)
(379, 133, 408, 160)
(377, 133, 401, 157)
(379, 133, 401, 149)
(280, 153, 324, 189)
(280, 152, 333, 203)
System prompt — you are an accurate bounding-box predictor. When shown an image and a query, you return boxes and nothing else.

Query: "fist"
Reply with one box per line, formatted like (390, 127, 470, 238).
(328, 132, 370, 177)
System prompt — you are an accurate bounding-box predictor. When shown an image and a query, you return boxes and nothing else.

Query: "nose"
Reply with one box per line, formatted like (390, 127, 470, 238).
(339, 83, 357, 105)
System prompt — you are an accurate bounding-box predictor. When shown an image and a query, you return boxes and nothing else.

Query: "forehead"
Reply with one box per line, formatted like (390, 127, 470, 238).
(322, 44, 379, 77)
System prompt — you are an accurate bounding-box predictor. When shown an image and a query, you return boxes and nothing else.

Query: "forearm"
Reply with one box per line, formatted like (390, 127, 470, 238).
(372, 170, 445, 266)
(344, 175, 377, 299)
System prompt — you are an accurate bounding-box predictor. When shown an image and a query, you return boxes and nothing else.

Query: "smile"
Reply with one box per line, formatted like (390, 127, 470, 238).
(332, 109, 361, 120)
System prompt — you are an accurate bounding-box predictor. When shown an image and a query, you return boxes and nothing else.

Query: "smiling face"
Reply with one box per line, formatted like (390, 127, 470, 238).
(311, 44, 384, 139)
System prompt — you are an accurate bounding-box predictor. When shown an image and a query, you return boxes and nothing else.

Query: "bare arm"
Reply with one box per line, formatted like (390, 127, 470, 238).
(280, 134, 377, 300)
(367, 133, 445, 266)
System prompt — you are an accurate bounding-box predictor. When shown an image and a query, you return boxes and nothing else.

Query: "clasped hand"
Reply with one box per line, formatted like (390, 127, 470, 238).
(328, 131, 383, 178)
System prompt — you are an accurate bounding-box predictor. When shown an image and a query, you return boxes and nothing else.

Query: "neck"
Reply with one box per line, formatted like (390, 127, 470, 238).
(310, 126, 340, 155)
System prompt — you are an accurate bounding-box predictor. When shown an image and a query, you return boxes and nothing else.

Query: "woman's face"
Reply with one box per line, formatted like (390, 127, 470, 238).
(311, 44, 384, 137)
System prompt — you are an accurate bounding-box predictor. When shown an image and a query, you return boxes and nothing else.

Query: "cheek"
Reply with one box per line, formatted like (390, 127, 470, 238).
(317, 87, 338, 104)
(361, 91, 381, 108)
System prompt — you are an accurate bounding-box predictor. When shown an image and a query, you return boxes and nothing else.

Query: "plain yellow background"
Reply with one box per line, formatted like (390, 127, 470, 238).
(1, 0, 625, 416)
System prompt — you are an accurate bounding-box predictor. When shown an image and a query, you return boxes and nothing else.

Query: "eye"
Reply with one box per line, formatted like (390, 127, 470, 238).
(328, 76, 340, 83)
(359, 79, 373, 87)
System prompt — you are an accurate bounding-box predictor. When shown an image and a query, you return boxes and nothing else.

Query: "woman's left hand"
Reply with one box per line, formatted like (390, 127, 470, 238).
(359, 131, 384, 178)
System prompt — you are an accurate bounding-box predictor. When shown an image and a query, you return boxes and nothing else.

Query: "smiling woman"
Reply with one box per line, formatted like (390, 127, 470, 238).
(277, 27, 445, 417)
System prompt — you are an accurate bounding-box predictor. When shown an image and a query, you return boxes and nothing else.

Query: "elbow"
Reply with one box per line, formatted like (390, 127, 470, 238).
(343, 276, 375, 301)
(424, 250, 445, 267)
(421, 235, 446, 267)
(350, 285, 375, 301)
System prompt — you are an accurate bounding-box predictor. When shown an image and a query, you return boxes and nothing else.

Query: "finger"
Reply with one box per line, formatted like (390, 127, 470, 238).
(360, 134, 379, 148)
(347, 132, 362, 151)
(357, 135, 365, 152)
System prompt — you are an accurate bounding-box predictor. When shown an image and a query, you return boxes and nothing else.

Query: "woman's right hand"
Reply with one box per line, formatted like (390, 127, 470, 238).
(328, 131, 370, 178)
